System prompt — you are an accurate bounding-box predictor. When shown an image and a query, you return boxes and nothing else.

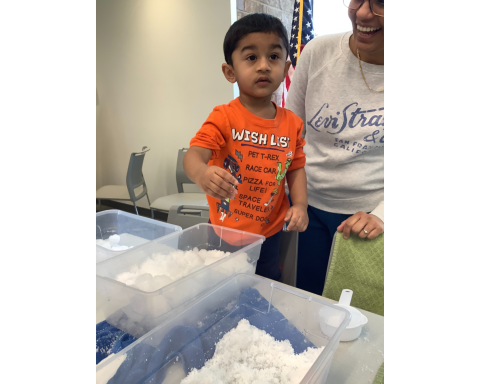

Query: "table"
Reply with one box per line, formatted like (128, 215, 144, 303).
(294, 286, 384, 384)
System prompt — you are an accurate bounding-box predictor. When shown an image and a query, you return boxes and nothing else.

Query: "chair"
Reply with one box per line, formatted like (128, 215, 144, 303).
(322, 232, 384, 316)
(96, 147, 152, 216)
(166, 204, 210, 229)
(150, 149, 208, 217)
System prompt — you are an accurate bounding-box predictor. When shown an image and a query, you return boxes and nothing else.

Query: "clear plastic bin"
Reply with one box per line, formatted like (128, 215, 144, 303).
(96, 210, 181, 263)
(96, 273, 350, 384)
(96, 224, 265, 338)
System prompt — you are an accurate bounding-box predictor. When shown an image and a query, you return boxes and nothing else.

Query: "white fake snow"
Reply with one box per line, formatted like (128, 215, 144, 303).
(181, 319, 323, 384)
(108, 248, 252, 327)
(115, 248, 233, 292)
(96, 234, 133, 251)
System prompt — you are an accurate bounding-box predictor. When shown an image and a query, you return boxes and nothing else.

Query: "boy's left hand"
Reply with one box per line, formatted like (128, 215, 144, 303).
(284, 205, 309, 232)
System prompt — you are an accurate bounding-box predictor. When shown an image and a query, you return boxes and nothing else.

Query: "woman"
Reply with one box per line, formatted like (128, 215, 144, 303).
(285, 0, 384, 296)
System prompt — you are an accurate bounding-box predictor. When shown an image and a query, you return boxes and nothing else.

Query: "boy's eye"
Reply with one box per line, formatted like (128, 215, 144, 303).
(246, 55, 256, 61)
(270, 54, 280, 60)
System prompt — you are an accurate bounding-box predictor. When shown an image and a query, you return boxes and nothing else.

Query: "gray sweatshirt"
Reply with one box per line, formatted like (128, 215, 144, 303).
(285, 31, 384, 222)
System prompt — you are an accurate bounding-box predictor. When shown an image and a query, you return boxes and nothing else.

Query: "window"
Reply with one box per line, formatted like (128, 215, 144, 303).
(313, 0, 352, 37)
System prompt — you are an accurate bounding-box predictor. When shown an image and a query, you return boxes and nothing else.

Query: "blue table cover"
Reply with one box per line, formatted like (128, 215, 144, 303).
(96, 321, 137, 365)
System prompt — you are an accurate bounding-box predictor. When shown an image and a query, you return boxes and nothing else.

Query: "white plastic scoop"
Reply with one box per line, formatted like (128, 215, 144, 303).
(319, 289, 368, 342)
(335, 289, 368, 341)
(338, 288, 353, 307)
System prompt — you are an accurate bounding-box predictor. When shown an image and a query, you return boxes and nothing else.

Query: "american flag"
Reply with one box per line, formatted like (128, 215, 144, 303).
(282, 0, 315, 107)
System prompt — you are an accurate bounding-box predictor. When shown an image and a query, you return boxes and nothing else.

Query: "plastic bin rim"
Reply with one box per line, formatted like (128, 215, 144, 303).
(96, 210, 182, 254)
(96, 209, 182, 232)
(96, 273, 351, 379)
(96, 225, 266, 295)
(97, 222, 265, 251)
(96, 222, 265, 264)
(181, 223, 266, 241)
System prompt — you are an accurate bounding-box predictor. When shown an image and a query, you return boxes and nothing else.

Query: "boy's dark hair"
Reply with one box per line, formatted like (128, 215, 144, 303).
(223, 13, 289, 66)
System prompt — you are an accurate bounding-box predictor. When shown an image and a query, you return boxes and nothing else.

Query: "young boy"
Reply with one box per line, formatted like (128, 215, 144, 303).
(184, 13, 308, 281)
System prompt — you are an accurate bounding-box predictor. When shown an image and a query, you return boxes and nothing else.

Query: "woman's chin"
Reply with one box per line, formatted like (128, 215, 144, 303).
(354, 33, 383, 58)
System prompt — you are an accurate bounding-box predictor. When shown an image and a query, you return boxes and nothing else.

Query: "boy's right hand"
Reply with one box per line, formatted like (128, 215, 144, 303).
(197, 165, 239, 200)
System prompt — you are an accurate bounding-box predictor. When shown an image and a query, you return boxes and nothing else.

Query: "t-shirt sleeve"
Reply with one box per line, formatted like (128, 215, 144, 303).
(288, 117, 306, 172)
(189, 107, 228, 159)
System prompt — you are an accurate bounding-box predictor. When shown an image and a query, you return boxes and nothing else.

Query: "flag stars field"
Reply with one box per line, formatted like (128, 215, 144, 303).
(281, 0, 315, 107)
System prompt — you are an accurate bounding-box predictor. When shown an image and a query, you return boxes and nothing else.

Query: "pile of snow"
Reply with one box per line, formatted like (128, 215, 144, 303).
(115, 248, 236, 292)
(109, 248, 252, 324)
(96, 234, 133, 251)
(181, 319, 323, 384)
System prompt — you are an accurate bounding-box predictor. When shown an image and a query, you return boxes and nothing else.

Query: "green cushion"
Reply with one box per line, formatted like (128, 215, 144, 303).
(323, 232, 384, 316)
(373, 363, 384, 384)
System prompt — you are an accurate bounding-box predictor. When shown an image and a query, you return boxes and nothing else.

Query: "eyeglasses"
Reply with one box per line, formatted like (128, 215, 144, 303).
(343, 0, 384, 17)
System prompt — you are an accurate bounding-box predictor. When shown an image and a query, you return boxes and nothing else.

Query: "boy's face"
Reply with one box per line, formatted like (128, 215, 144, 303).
(222, 32, 290, 99)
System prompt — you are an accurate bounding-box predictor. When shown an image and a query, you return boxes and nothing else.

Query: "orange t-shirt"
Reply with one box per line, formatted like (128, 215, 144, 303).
(190, 98, 306, 243)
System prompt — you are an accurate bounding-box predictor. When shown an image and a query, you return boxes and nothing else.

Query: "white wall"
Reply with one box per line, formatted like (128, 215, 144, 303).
(96, 0, 235, 207)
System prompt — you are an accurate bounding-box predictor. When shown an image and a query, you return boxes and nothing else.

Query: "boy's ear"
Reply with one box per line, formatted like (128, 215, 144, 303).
(222, 63, 236, 84)
(283, 60, 292, 79)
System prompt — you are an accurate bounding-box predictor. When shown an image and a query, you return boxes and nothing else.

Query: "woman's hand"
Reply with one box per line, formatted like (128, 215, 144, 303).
(337, 212, 384, 240)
